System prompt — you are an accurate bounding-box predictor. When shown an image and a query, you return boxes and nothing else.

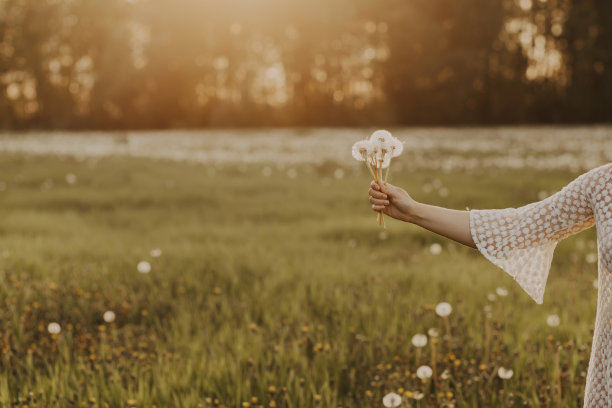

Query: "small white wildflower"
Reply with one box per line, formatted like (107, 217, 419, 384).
(429, 243, 442, 255)
(103, 311, 116, 323)
(413, 391, 424, 400)
(382, 392, 402, 408)
(411, 334, 428, 348)
(48, 322, 61, 334)
(496, 287, 509, 297)
(416, 365, 433, 379)
(440, 369, 450, 380)
(435, 302, 452, 317)
(137, 261, 151, 274)
(487, 293, 497, 302)
(65, 173, 77, 184)
(427, 328, 439, 338)
(498, 367, 514, 379)
(150, 248, 162, 257)
(546, 314, 560, 327)
(586, 253, 597, 264)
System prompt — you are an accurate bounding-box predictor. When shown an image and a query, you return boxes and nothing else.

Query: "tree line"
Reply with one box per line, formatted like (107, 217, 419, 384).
(0, 0, 610, 129)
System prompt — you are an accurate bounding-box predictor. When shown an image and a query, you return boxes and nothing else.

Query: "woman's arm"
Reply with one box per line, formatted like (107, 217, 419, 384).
(369, 180, 476, 248)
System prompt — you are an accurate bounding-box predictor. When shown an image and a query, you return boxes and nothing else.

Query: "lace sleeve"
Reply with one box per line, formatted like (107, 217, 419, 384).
(469, 171, 596, 304)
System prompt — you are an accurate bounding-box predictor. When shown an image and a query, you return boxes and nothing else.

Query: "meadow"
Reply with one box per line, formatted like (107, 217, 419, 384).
(0, 129, 606, 408)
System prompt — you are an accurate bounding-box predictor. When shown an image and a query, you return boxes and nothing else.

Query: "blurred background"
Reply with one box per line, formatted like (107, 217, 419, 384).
(1, 1, 612, 407)
(1, 0, 611, 129)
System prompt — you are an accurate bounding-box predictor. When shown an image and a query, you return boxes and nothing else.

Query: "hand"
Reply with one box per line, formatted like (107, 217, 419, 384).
(368, 180, 419, 223)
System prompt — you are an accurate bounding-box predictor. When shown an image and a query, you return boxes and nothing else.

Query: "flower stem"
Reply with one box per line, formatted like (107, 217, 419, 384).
(365, 161, 377, 180)
(384, 158, 392, 182)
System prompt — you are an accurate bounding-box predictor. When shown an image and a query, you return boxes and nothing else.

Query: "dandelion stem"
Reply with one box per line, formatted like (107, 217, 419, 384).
(384, 158, 392, 182)
(432, 339, 438, 390)
(372, 158, 385, 227)
(484, 312, 490, 365)
(555, 345, 562, 408)
(365, 161, 377, 180)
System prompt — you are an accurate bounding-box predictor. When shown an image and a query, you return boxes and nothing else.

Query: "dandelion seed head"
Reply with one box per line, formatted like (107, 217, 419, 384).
(411, 333, 428, 348)
(586, 253, 597, 264)
(390, 138, 403, 158)
(351, 140, 374, 162)
(416, 365, 433, 379)
(435, 302, 452, 317)
(427, 328, 439, 337)
(382, 392, 402, 408)
(137, 261, 151, 274)
(429, 243, 442, 255)
(498, 367, 514, 379)
(48, 322, 61, 334)
(370, 130, 393, 162)
(103, 310, 116, 323)
(546, 314, 560, 327)
(65, 173, 77, 184)
(496, 287, 508, 297)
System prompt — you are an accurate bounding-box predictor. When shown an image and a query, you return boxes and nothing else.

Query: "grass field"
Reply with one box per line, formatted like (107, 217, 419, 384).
(0, 149, 602, 407)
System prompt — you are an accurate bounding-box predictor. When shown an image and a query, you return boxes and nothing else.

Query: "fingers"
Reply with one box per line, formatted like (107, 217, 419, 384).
(369, 196, 389, 206)
(368, 187, 387, 200)
(372, 204, 386, 212)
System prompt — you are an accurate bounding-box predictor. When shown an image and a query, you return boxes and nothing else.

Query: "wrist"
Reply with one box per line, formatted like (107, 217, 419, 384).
(402, 201, 423, 224)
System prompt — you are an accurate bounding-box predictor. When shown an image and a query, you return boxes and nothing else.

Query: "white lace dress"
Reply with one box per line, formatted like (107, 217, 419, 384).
(469, 163, 612, 407)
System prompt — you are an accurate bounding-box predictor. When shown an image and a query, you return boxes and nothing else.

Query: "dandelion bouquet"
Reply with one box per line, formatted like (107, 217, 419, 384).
(351, 130, 403, 227)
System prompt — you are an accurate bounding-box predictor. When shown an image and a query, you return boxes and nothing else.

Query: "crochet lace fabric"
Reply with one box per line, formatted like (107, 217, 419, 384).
(470, 163, 612, 407)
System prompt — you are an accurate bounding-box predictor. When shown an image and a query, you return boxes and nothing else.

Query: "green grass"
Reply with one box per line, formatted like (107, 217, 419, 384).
(0, 153, 599, 407)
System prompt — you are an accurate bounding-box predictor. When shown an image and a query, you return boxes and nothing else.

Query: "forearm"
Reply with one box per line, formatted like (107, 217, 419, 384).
(408, 202, 476, 249)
